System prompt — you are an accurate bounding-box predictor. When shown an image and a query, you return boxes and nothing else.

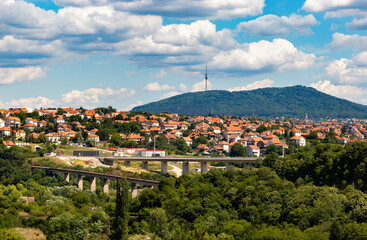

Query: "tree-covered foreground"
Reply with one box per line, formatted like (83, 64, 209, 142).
(3, 143, 367, 239)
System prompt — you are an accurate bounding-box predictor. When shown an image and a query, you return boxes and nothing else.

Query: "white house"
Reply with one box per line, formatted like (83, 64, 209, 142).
(137, 150, 166, 157)
(290, 136, 306, 147)
(183, 137, 193, 146)
(5, 117, 20, 128)
(217, 141, 230, 152)
(0, 118, 5, 128)
(45, 133, 61, 143)
(0, 127, 11, 137)
(247, 145, 260, 157)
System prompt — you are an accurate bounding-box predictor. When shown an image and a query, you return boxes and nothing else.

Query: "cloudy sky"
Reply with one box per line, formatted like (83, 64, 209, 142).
(1, 0, 367, 110)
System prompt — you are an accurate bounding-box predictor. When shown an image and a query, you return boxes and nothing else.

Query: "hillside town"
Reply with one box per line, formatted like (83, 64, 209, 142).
(0, 107, 365, 157)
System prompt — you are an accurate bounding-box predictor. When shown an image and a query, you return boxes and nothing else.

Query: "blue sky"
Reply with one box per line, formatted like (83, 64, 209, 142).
(1, 0, 367, 110)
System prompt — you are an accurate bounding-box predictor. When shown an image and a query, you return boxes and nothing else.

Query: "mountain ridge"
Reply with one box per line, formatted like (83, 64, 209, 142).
(132, 86, 367, 118)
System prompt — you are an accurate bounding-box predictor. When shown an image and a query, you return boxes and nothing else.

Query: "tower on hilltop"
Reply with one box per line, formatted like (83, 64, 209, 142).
(205, 65, 208, 91)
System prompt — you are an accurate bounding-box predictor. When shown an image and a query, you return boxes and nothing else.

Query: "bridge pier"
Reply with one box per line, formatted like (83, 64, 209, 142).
(182, 161, 189, 174)
(103, 178, 109, 193)
(141, 161, 149, 170)
(244, 162, 251, 168)
(90, 177, 97, 192)
(201, 162, 208, 174)
(131, 183, 137, 197)
(64, 173, 70, 183)
(77, 175, 84, 190)
(161, 161, 168, 174)
(124, 161, 131, 167)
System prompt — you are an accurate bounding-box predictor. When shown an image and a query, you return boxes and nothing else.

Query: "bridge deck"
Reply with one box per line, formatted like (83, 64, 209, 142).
(99, 156, 258, 162)
(30, 166, 160, 186)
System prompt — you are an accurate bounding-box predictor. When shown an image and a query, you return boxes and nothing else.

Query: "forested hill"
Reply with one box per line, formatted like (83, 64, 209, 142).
(132, 85, 367, 118)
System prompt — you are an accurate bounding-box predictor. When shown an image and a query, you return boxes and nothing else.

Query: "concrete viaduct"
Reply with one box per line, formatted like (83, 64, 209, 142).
(30, 166, 160, 193)
(98, 156, 258, 174)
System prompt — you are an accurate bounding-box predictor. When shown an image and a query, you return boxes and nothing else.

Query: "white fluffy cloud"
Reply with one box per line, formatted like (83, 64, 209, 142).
(55, 0, 265, 20)
(155, 70, 168, 78)
(310, 80, 367, 104)
(209, 39, 316, 74)
(228, 79, 274, 91)
(191, 80, 212, 92)
(329, 33, 367, 51)
(161, 91, 181, 99)
(0, 96, 55, 109)
(237, 14, 318, 37)
(0, 1, 316, 80)
(144, 82, 175, 91)
(179, 83, 187, 91)
(0, 35, 67, 67)
(125, 100, 144, 111)
(0, 87, 137, 109)
(302, 0, 367, 12)
(0, 66, 46, 84)
(303, 0, 367, 30)
(62, 87, 136, 107)
(326, 51, 367, 84)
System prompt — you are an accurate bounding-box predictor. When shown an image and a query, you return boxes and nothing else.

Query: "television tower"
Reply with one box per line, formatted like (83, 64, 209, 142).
(205, 65, 208, 91)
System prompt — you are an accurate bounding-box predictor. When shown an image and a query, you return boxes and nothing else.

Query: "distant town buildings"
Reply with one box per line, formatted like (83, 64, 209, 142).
(1, 107, 367, 157)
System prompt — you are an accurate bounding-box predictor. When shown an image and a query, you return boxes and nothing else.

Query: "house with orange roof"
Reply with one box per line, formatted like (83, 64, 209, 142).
(196, 144, 208, 152)
(266, 139, 288, 148)
(2, 140, 15, 148)
(335, 136, 348, 145)
(290, 136, 306, 146)
(88, 134, 100, 142)
(124, 133, 144, 143)
(25, 118, 38, 125)
(150, 127, 162, 134)
(0, 127, 11, 136)
(217, 141, 230, 152)
(54, 116, 65, 125)
(0, 118, 4, 128)
(38, 120, 47, 127)
(247, 145, 260, 157)
(13, 129, 26, 140)
(290, 128, 302, 137)
(183, 137, 193, 146)
(45, 133, 61, 143)
(23, 123, 37, 131)
(171, 130, 183, 138)
(5, 116, 20, 128)
(209, 126, 221, 134)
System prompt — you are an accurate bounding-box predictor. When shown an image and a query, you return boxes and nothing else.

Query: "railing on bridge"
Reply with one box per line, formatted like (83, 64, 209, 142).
(30, 166, 160, 194)
(98, 156, 258, 174)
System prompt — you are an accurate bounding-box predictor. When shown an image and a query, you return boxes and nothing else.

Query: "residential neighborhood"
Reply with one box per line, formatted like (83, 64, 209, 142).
(1, 107, 367, 157)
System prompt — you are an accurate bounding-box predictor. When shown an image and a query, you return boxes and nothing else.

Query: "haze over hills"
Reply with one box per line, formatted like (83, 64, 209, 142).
(132, 86, 367, 118)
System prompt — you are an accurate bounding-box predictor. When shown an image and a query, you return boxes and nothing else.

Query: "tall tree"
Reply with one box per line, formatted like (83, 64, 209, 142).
(110, 178, 130, 240)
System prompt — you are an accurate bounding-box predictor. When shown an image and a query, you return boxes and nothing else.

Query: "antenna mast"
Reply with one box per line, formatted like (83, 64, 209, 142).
(205, 65, 208, 91)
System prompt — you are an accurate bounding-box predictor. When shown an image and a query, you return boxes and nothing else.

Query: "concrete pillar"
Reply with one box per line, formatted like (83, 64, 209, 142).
(201, 162, 208, 174)
(64, 173, 70, 183)
(182, 161, 189, 174)
(225, 162, 231, 169)
(77, 175, 83, 190)
(131, 183, 137, 197)
(102, 178, 109, 194)
(161, 161, 168, 174)
(124, 161, 131, 167)
(244, 162, 251, 169)
(90, 177, 97, 192)
(141, 161, 149, 170)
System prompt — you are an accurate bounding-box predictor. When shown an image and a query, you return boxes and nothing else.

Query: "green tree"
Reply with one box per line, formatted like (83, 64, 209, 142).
(110, 178, 130, 240)
(229, 143, 246, 157)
